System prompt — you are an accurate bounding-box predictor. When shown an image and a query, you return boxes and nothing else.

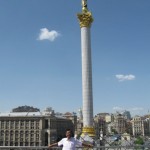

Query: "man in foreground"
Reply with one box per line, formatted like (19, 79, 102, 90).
(48, 129, 93, 150)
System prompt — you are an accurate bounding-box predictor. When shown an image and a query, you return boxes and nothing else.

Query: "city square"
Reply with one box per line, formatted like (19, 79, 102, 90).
(0, 0, 150, 149)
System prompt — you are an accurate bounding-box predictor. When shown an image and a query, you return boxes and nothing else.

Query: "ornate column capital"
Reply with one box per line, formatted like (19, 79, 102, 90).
(77, 11, 94, 28)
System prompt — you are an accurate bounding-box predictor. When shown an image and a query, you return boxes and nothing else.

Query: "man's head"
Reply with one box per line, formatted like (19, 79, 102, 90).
(65, 129, 73, 139)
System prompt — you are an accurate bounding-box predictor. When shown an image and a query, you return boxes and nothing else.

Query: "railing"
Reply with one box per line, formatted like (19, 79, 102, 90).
(0, 145, 149, 150)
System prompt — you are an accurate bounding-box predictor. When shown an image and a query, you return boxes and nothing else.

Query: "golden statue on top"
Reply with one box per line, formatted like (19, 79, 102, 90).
(82, 0, 87, 8)
(78, 0, 93, 28)
(82, 0, 88, 12)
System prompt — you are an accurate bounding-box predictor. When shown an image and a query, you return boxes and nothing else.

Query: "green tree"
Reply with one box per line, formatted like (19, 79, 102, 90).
(111, 128, 118, 134)
(134, 137, 144, 145)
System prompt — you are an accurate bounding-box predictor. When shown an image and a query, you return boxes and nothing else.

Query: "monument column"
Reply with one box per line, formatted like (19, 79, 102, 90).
(77, 0, 95, 137)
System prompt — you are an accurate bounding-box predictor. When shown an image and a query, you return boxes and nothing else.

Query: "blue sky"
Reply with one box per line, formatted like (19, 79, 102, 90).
(0, 0, 150, 116)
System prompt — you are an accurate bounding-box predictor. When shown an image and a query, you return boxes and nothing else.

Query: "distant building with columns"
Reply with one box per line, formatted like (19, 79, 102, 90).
(0, 108, 75, 146)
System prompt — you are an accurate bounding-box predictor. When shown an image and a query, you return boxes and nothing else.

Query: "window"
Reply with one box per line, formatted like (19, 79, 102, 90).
(1, 121, 4, 129)
(45, 120, 48, 129)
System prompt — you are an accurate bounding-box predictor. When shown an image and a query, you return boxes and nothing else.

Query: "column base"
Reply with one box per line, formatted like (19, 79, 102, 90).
(81, 126, 95, 138)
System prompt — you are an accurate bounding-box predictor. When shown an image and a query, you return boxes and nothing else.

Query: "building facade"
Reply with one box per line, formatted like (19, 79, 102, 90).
(131, 115, 144, 137)
(113, 113, 127, 134)
(0, 110, 74, 146)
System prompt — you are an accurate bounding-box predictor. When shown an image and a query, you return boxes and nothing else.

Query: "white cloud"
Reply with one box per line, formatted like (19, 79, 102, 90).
(38, 28, 61, 42)
(129, 107, 144, 116)
(115, 74, 135, 82)
(113, 106, 124, 111)
(113, 107, 125, 114)
(130, 107, 143, 111)
(112, 106, 144, 116)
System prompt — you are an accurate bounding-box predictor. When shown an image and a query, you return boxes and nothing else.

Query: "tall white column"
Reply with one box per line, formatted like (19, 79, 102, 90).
(77, 2, 95, 137)
(81, 27, 93, 127)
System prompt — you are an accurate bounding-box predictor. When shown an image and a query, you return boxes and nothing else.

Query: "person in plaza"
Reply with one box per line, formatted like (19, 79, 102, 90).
(121, 137, 132, 146)
(48, 129, 93, 150)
